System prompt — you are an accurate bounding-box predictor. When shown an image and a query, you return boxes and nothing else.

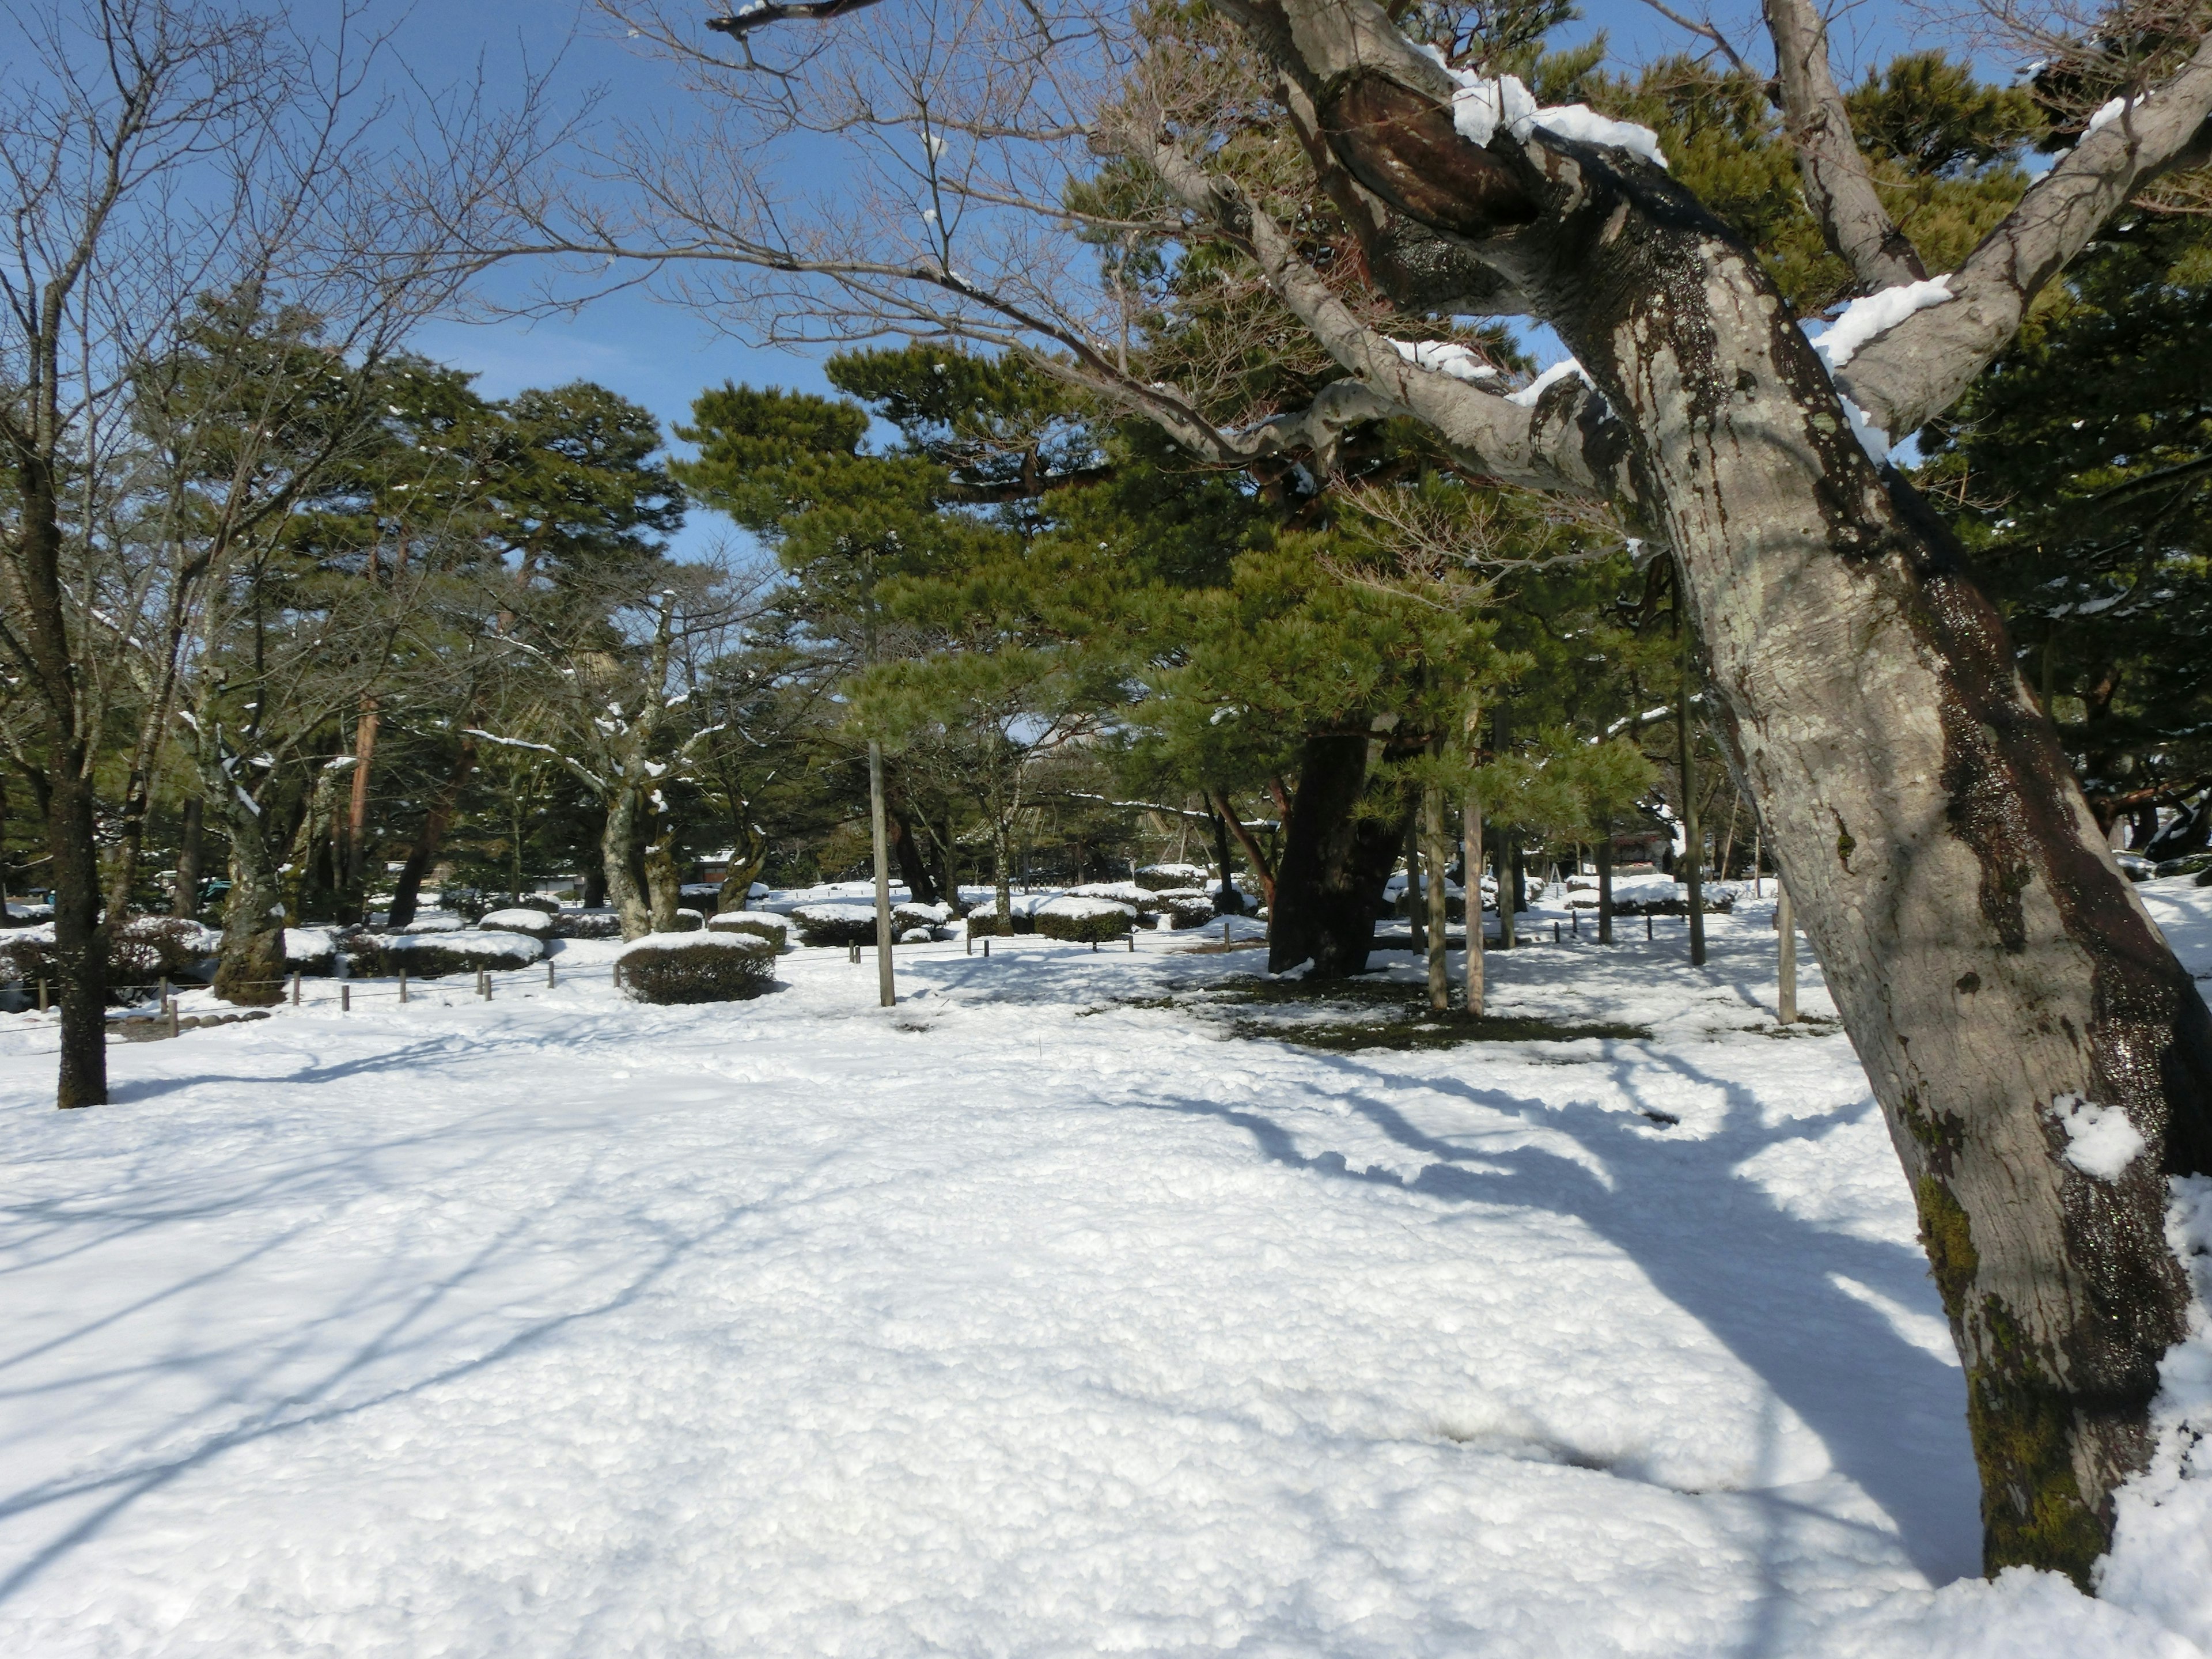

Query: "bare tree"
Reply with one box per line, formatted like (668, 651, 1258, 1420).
(0, 0, 552, 1103)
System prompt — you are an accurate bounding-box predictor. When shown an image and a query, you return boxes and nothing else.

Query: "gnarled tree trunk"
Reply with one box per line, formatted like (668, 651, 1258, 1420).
(1267, 730, 1409, 978)
(1228, 6, 2212, 1576)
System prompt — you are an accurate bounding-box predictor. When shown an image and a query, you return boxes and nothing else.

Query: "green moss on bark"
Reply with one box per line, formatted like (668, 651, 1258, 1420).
(1967, 1295, 2109, 1587)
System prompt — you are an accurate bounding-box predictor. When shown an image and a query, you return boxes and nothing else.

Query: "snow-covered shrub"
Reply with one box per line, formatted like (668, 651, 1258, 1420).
(1, 916, 221, 998)
(380, 929, 545, 978)
(791, 903, 881, 947)
(1134, 862, 1211, 892)
(706, 912, 789, 950)
(669, 908, 706, 932)
(112, 916, 221, 980)
(479, 907, 556, 937)
(963, 908, 1034, 937)
(552, 908, 623, 940)
(893, 900, 953, 933)
(1035, 896, 1135, 942)
(284, 927, 341, 975)
(1159, 895, 1217, 929)
(403, 913, 464, 934)
(618, 933, 775, 1003)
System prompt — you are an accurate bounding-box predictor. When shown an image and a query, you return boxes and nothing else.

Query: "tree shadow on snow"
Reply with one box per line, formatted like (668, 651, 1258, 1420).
(0, 1115, 821, 1612)
(1134, 1040, 1980, 1615)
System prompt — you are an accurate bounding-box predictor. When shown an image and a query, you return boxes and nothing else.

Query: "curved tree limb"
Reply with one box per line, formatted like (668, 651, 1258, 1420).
(1146, 139, 1633, 499)
(1761, 0, 1927, 292)
(1843, 32, 2212, 437)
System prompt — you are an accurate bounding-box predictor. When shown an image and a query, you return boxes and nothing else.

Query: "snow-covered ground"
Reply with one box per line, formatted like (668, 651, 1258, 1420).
(2, 882, 2209, 1656)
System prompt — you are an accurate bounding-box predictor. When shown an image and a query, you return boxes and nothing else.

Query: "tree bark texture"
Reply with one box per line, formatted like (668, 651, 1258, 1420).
(1226, 2, 2212, 1577)
(1679, 630, 1706, 968)
(1462, 791, 1484, 1014)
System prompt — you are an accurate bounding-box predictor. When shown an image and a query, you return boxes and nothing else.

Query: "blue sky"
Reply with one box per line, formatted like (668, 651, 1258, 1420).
(385, 0, 1978, 557)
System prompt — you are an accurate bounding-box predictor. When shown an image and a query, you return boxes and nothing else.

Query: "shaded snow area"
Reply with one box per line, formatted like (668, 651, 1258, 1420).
(3, 884, 2211, 1656)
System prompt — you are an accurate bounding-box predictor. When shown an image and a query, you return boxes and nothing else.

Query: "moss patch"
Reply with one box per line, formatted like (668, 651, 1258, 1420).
(1967, 1294, 2108, 1588)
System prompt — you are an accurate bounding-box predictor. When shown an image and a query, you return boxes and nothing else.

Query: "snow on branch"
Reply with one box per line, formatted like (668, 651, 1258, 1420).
(704, 0, 891, 40)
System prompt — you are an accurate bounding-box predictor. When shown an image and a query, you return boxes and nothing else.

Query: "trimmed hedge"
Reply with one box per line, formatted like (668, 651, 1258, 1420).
(1134, 863, 1211, 892)
(619, 935, 775, 1003)
(963, 908, 1034, 937)
(1035, 899, 1135, 943)
(379, 930, 545, 978)
(790, 903, 881, 947)
(707, 912, 789, 950)
(480, 907, 556, 937)
(553, 908, 624, 940)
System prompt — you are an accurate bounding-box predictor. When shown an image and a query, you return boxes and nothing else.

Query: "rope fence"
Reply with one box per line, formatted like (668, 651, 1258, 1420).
(12, 907, 1690, 1045)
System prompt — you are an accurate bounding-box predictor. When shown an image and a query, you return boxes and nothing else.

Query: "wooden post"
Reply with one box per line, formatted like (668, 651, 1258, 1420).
(547, 960, 555, 988)
(399, 965, 409, 1004)
(37, 979, 47, 1013)
(1646, 912, 1653, 941)
(1127, 932, 1135, 952)
(983, 938, 990, 958)
(1553, 922, 1560, 943)
(168, 1000, 180, 1039)
(340, 983, 350, 1013)
(1778, 884, 1800, 1025)
(290, 972, 301, 1006)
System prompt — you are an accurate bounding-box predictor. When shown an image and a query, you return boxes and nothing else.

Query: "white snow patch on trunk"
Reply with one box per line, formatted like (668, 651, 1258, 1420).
(2049, 1092, 2147, 1180)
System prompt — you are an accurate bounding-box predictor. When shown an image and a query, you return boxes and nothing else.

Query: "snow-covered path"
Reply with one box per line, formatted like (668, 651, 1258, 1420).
(3, 888, 2209, 1657)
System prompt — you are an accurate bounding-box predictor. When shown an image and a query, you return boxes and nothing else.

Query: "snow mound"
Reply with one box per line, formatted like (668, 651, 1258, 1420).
(480, 908, 555, 936)
(1035, 895, 1136, 921)
(615, 930, 770, 960)
(2050, 1093, 2147, 1181)
(283, 927, 340, 965)
(383, 929, 546, 963)
(402, 914, 464, 934)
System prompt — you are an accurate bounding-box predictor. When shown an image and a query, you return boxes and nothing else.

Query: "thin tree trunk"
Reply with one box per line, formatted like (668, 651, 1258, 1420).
(603, 785, 652, 941)
(1597, 831, 1615, 945)
(343, 700, 379, 916)
(1404, 811, 1426, 956)
(1680, 628, 1706, 967)
(1211, 787, 1275, 910)
(172, 796, 203, 918)
(47, 772, 108, 1103)
(1424, 766, 1449, 1011)
(1205, 794, 1246, 914)
(1463, 791, 1484, 1014)
(1497, 832, 1517, 950)
(869, 738, 894, 1006)
(1778, 881, 1799, 1025)
(388, 736, 476, 930)
(211, 792, 287, 1007)
(991, 817, 1013, 926)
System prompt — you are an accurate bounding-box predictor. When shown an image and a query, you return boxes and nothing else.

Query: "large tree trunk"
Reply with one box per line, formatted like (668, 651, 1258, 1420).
(602, 785, 653, 940)
(1270, 50, 2212, 1576)
(1267, 732, 1406, 979)
(212, 792, 287, 1007)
